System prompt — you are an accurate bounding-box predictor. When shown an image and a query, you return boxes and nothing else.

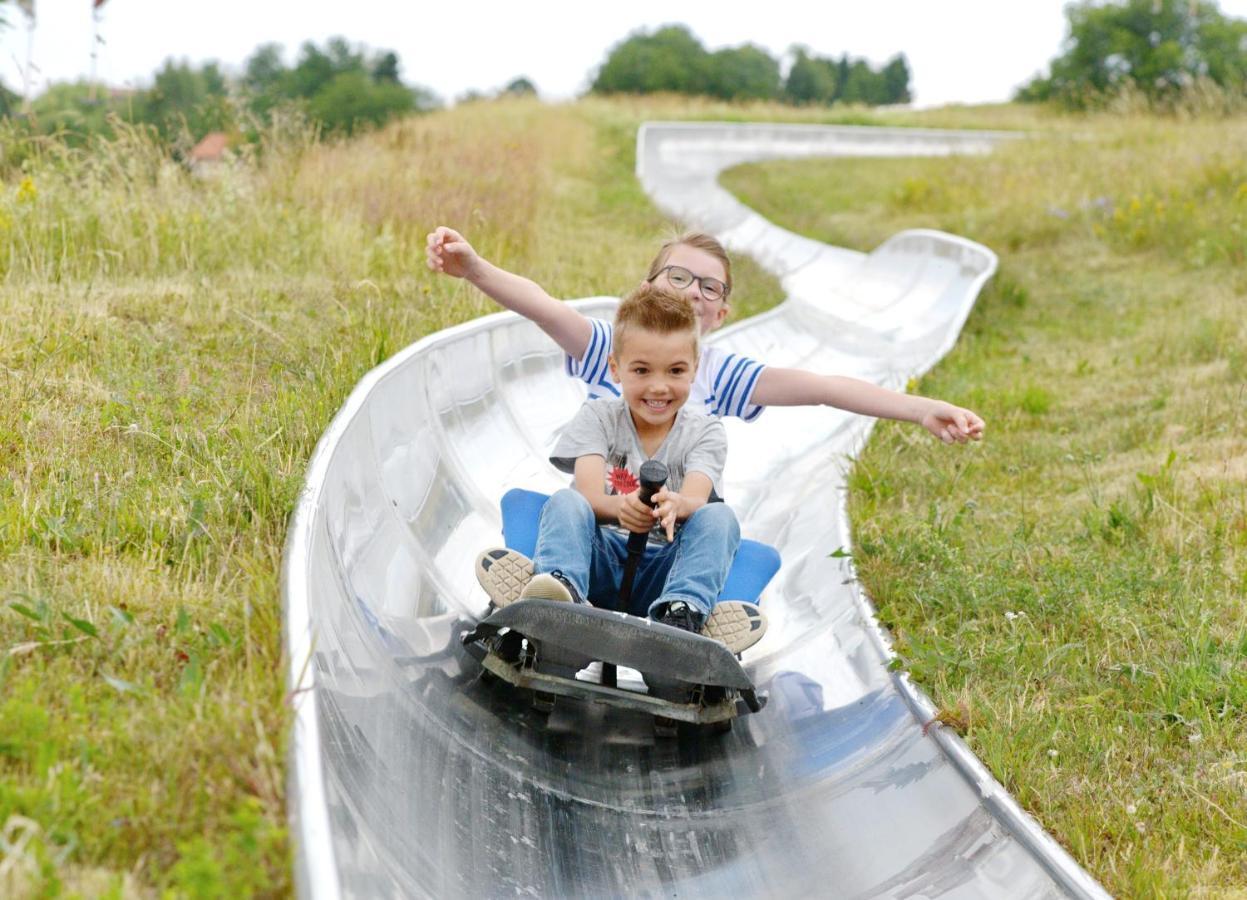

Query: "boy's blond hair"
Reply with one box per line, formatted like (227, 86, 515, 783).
(645, 231, 733, 299)
(612, 283, 700, 359)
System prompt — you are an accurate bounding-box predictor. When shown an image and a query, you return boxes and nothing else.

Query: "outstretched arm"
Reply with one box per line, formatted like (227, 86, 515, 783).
(426, 226, 594, 360)
(752, 367, 984, 444)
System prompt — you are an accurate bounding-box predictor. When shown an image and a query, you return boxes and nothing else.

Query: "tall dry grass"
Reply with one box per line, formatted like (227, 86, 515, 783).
(3, 97, 772, 896)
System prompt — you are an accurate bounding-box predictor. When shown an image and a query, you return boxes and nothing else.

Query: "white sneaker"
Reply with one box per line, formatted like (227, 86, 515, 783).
(519, 572, 582, 604)
(702, 601, 768, 654)
(474, 548, 533, 608)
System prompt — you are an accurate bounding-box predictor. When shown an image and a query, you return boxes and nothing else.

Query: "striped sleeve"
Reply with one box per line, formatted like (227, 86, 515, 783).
(707, 351, 766, 422)
(564, 317, 620, 399)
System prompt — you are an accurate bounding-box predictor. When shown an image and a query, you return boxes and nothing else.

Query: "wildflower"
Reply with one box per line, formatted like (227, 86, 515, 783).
(1126, 803, 1137, 815)
(1047, 748, 1059, 758)
(1188, 731, 1202, 744)
(16, 175, 36, 204)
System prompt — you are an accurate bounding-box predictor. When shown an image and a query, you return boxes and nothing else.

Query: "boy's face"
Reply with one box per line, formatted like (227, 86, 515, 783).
(647, 245, 731, 335)
(609, 327, 698, 430)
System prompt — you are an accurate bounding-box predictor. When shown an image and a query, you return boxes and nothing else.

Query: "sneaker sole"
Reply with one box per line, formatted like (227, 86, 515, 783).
(474, 548, 533, 608)
(703, 601, 768, 655)
(519, 573, 574, 604)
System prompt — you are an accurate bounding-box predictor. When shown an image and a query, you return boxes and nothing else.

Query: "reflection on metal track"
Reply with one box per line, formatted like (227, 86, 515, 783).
(283, 122, 1108, 898)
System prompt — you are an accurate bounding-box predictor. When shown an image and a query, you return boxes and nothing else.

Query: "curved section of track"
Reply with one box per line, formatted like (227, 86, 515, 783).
(283, 122, 1108, 898)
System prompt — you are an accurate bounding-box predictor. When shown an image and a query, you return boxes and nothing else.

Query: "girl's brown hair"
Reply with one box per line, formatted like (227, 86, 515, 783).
(612, 283, 700, 359)
(645, 231, 732, 298)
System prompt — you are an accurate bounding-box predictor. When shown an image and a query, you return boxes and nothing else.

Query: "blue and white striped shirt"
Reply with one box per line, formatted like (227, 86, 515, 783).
(565, 318, 767, 422)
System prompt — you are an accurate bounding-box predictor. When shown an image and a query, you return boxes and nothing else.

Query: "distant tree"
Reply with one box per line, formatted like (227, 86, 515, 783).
(503, 76, 538, 96)
(784, 48, 837, 104)
(307, 70, 415, 134)
(241, 37, 436, 130)
(372, 52, 401, 84)
(141, 59, 232, 140)
(24, 82, 130, 142)
(881, 54, 912, 104)
(706, 45, 781, 101)
(1018, 0, 1247, 107)
(840, 58, 889, 105)
(244, 43, 286, 94)
(833, 55, 851, 101)
(287, 41, 343, 100)
(591, 25, 710, 95)
(241, 43, 287, 120)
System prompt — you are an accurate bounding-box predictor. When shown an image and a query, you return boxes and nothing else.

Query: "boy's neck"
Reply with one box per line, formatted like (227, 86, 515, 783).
(629, 409, 676, 456)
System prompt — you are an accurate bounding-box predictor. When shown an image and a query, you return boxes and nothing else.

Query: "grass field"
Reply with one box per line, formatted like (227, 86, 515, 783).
(0, 95, 1242, 896)
(725, 114, 1247, 896)
(0, 98, 791, 897)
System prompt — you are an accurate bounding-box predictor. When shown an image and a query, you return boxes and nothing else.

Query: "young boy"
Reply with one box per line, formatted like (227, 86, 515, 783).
(474, 282, 766, 655)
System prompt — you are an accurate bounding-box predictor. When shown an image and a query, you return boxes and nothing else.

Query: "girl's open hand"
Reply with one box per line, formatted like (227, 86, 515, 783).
(921, 401, 985, 444)
(425, 226, 479, 279)
(616, 490, 654, 534)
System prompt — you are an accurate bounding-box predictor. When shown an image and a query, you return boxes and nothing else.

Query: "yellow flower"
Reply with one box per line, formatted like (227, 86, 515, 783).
(16, 175, 36, 204)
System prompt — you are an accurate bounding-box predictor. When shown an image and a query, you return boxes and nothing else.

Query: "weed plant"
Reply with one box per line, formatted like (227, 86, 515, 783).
(725, 113, 1247, 895)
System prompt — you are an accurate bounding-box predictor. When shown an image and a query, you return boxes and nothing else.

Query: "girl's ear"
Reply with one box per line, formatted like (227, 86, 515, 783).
(714, 302, 731, 328)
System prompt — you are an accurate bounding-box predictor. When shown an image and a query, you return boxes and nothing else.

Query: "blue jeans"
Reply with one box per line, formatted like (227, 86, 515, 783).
(532, 489, 740, 619)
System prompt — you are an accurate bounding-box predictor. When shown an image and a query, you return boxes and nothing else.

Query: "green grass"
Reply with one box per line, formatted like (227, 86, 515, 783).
(724, 113, 1247, 896)
(4, 93, 1242, 896)
(0, 98, 787, 896)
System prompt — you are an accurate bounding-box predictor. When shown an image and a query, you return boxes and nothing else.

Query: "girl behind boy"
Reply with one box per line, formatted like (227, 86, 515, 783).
(426, 225, 985, 444)
(475, 282, 767, 654)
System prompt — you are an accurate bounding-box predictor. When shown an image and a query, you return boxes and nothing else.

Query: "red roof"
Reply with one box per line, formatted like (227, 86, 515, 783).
(189, 132, 229, 163)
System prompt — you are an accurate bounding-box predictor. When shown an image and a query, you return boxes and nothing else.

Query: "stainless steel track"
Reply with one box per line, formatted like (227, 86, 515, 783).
(283, 121, 1109, 899)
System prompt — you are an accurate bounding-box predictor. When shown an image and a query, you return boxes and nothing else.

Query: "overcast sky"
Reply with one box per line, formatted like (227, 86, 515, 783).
(4, 1, 1247, 108)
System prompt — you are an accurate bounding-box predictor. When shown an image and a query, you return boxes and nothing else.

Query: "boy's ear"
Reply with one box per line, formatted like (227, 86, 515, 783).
(608, 353, 618, 382)
(714, 302, 731, 328)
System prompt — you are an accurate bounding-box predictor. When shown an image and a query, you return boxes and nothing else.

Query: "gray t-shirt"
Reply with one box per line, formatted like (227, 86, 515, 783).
(550, 399, 728, 542)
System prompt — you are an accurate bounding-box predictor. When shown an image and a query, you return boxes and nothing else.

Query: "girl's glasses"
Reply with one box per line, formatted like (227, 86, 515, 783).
(652, 265, 728, 302)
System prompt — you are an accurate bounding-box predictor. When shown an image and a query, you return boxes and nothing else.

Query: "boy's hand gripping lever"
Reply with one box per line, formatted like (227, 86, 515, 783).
(603, 460, 668, 689)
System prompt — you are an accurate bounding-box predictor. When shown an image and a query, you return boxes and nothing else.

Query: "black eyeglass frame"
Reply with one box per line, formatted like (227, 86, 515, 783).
(649, 265, 730, 302)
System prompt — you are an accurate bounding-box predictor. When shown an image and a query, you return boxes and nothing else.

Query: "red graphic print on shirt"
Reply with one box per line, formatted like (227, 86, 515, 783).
(608, 466, 639, 496)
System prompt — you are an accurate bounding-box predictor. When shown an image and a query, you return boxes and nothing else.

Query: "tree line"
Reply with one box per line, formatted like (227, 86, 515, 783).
(591, 25, 912, 106)
(1, 37, 442, 147)
(1018, 0, 1247, 108)
(6, 1, 1243, 152)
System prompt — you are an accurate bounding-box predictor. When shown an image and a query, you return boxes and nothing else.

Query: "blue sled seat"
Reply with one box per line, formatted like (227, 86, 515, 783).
(501, 488, 781, 605)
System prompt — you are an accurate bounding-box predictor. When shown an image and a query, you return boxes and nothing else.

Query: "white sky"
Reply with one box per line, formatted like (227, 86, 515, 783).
(4, 0, 1247, 108)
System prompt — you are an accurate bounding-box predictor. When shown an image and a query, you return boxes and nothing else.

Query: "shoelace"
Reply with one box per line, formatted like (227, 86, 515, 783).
(662, 601, 700, 632)
(549, 570, 584, 604)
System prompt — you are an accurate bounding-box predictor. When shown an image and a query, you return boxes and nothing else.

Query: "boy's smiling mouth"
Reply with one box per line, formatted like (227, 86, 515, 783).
(643, 398, 672, 411)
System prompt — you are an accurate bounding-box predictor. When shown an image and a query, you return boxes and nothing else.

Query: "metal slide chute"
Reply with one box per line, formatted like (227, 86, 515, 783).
(283, 122, 1108, 898)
